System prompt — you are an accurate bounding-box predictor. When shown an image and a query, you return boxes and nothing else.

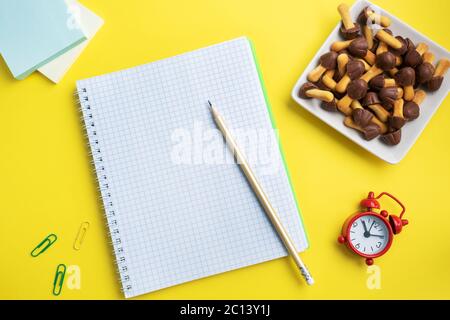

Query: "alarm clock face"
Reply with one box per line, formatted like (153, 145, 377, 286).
(348, 214, 392, 257)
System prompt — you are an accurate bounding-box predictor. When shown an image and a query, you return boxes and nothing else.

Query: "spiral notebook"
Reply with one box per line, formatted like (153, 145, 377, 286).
(76, 37, 308, 298)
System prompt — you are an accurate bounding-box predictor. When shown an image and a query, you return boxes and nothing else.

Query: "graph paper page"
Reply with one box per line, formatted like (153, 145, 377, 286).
(77, 37, 308, 298)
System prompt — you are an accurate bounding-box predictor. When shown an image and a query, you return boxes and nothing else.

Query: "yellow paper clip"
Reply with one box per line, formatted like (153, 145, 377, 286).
(73, 222, 90, 250)
(52, 264, 66, 296)
(30, 234, 57, 257)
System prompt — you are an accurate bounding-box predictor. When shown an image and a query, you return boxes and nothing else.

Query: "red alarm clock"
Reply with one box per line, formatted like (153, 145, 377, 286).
(338, 192, 408, 266)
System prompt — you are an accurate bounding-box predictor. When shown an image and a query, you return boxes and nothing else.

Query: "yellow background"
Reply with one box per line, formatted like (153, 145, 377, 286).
(1, 0, 449, 300)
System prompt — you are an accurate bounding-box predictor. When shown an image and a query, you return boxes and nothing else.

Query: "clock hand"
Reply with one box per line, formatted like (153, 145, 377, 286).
(368, 221, 375, 233)
(362, 221, 368, 233)
(362, 221, 371, 238)
(369, 233, 385, 239)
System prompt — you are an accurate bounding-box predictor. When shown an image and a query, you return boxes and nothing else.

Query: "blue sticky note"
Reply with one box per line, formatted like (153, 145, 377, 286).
(0, 0, 86, 80)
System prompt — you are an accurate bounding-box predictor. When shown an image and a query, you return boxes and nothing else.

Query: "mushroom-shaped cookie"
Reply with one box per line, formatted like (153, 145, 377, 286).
(337, 53, 350, 78)
(357, 6, 391, 28)
(348, 79, 369, 100)
(337, 79, 368, 114)
(331, 38, 376, 65)
(404, 43, 428, 68)
(349, 38, 376, 64)
(362, 25, 374, 50)
(369, 74, 396, 91)
(388, 99, 406, 130)
(381, 129, 402, 146)
(344, 116, 381, 141)
(362, 92, 390, 123)
(403, 90, 426, 121)
(379, 86, 402, 110)
(307, 52, 339, 83)
(350, 100, 373, 128)
(335, 60, 366, 93)
(394, 67, 416, 101)
(375, 41, 397, 71)
(370, 38, 380, 54)
(427, 59, 450, 92)
(388, 67, 399, 78)
(321, 99, 338, 112)
(388, 36, 408, 57)
(416, 52, 435, 85)
(376, 52, 397, 71)
(331, 39, 356, 53)
(357, 58, 371, 72)
(354, 96, 388, 134)
(375, 29, 403, 50)
(371, 115, 388, 134)
(405, 38, 416, 52)
(336, 97, 353, 115)
(360, 65, 384, 83)
(320, 70, 338, 91)
(338, 4, 360, 40)
(299, 82, 335, 102)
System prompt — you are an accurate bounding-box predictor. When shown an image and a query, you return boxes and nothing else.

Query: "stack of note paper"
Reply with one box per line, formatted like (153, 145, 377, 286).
(0, 0, 103, 83)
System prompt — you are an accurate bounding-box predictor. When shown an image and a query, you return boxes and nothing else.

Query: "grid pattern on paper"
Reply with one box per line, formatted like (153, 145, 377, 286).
(77, 37, 308, 298)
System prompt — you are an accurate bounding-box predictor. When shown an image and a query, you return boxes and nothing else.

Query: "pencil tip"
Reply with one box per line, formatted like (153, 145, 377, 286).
(207, 100, 212, 107)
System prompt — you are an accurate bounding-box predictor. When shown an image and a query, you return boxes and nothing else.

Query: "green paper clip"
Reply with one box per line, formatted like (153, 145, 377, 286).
(30, 234, 57, 257)
(52, 264, 66, 296)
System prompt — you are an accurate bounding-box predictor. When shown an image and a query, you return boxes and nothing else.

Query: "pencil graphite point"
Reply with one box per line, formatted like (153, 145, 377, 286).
(208, 100, 217, 114)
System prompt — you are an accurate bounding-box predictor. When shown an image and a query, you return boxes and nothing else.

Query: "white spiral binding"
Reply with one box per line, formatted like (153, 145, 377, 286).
(76, 88, 133, 295)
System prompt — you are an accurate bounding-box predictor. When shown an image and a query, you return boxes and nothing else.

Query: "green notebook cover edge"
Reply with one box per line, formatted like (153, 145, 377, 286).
(14, 36, 87, 80)
(247, 37, 310, 248)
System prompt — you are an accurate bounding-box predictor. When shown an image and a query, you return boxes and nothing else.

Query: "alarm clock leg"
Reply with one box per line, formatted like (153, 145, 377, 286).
(338, 235, 346, 243)
(366, 258, 374, 266)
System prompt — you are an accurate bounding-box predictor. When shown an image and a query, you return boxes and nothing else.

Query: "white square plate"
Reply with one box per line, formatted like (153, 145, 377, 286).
(291, 0, 450, 164)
